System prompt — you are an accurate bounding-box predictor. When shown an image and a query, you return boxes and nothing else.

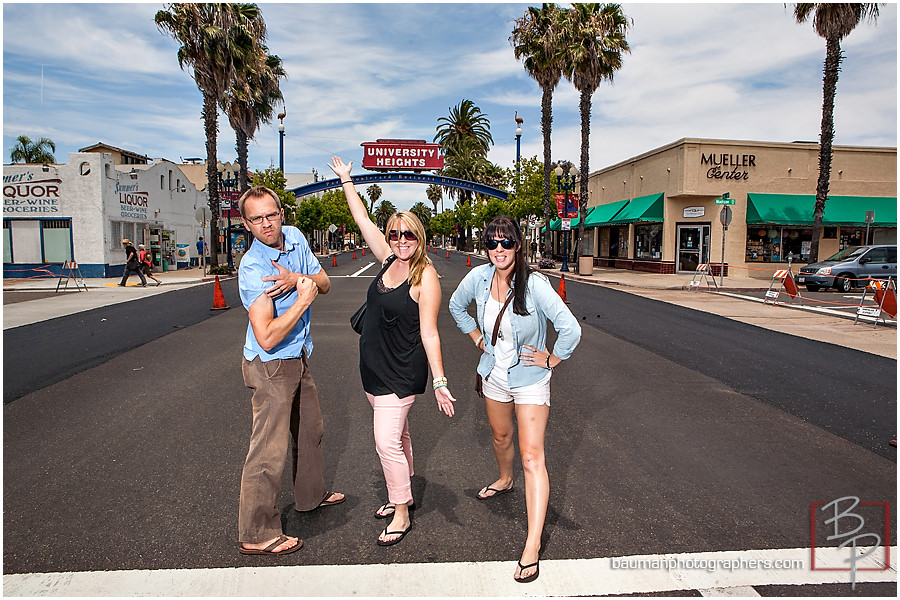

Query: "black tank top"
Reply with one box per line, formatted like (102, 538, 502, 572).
(358, 255, 427, 397)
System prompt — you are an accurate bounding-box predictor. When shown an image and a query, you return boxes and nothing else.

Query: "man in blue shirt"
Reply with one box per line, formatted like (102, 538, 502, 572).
(236, 186, 344, 556)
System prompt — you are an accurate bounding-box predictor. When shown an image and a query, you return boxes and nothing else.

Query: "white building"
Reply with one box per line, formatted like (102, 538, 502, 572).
(4, 150, 208, 278)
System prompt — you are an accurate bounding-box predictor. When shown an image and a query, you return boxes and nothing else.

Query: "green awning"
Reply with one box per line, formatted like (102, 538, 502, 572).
(548, 216, 580, 231)
(747, 193, 897, 226)
(584, 199, 630, 227)
(608, 193, 664, 224)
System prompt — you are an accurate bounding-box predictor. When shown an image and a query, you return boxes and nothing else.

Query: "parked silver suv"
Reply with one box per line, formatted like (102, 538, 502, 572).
(797, 245, 897, 292)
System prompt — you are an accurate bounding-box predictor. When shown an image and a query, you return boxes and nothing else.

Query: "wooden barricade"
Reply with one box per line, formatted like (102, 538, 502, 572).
(687, 263, 718, 291)
(56, 260, 88, 292)
(855, 279, 897, 328)
(765, 269, 801, 305)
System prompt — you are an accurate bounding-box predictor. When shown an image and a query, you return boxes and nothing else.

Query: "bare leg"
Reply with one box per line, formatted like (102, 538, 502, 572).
(479, 397, 516, 498)
(513, 403, 550, 581)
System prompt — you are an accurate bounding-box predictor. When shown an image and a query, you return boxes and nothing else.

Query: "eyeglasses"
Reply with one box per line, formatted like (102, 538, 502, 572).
(245, 211, 282, 225)
(485, 238, 515, 250)
(388, 229, 418, 242)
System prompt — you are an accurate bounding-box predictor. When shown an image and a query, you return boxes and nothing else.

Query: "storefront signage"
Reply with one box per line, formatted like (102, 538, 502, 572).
(3, 177, 61, 213)
(683, 206, 705, 218)
(117, 181, 149, 220)
(361, 139, 444, 171)
(701, 153, 755, 181)
(555, 193, 579, 218)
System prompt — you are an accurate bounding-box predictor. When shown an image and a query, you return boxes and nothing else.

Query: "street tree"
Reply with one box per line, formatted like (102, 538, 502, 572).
(155, 2, 263, 266)
(562, 2, 630, 266)
(9, 135, 56, 164)
(426, 183, 442, 214)
(793, 2, 882, 262)
(374, 200, 397, 230)
(223, 51, 285, 192)
(511, 3, 565, 249)
(366, 184, 382, 213)
(409, 201, 432, 232)
(250, 166, 296, 224)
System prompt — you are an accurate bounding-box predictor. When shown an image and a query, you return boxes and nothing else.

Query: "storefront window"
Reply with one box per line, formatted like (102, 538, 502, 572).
(634, 223, 662, 259)
(746, 226, 812, 262)
(840, 227, 865, 248)
(610, 226, 629, 258)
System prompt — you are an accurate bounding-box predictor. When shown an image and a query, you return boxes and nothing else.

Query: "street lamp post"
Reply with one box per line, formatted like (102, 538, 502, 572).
(278, 121, 285, 174)
(555, 163, 578, 273)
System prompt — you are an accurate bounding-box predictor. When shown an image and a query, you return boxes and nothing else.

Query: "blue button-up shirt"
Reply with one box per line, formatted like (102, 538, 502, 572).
(239, 226, 321, 361)
(449, 264, 581, 388)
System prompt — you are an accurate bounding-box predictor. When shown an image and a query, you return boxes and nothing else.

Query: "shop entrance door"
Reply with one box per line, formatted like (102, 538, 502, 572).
(677, 225, 710, 272)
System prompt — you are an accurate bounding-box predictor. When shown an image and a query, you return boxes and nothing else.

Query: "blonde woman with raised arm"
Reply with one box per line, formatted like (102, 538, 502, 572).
(328, 156, 456, 547)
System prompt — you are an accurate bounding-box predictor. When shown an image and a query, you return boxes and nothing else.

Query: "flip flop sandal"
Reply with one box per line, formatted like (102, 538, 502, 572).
(239, 534, 303, 555)
(376, 523, 412, 546)
(374, 501, 417, 519)
(515, 560, 539, 583)
(477, 484, 514, 499)
(318, 491, 345, 508)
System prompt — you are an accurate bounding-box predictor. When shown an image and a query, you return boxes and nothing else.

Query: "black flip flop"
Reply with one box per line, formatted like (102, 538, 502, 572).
(477, 484, 513, 499)
(376, 523, 412, 546)
(515, 559, 539, 583)
(239, 534, 303, 555)
(318, 491, 345, 508)
(374, 501, 416, 519)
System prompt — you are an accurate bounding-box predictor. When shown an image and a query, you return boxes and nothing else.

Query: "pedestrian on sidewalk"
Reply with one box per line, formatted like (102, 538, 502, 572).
(448, 215, 581, 584)
(138, 244, 161, 286)
(197, 236, 207, 270)
(117, 239, 147, 287)
(330, 156, 456, 547)
(235, 186, 345, 557)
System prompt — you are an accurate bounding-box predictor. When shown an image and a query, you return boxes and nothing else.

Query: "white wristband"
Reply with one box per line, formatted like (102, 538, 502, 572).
(475, 334, 484, 348)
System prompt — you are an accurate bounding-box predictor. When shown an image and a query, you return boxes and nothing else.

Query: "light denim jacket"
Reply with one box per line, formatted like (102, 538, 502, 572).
(449, 263, 581, 388)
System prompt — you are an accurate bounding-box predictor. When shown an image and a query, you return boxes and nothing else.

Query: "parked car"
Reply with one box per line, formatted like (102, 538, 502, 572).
(797, 245, 897, 292)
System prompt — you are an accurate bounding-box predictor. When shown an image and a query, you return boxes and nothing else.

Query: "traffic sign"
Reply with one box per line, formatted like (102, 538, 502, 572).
(720, 206, 733, 227)
(716, 197, 735, 205)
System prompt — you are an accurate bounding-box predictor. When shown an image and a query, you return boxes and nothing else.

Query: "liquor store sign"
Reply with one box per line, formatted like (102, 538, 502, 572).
(3, 172, 61, 213)
(361, 139, 444, 171)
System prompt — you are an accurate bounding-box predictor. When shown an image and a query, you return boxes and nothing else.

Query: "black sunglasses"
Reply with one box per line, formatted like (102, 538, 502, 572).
(485, 238, 516, 250)
(388, 229, 418, 242)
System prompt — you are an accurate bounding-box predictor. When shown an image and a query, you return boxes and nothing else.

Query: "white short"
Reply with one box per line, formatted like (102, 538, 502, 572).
(482, 372, 551, 406)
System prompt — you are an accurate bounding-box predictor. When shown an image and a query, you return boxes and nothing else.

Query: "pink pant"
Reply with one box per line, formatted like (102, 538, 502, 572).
(367, 393, 415, 504)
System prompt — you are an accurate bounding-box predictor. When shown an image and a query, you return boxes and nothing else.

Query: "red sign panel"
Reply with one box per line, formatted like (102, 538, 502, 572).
(555, 193, 579, 218)
(361, 139, 444, 171)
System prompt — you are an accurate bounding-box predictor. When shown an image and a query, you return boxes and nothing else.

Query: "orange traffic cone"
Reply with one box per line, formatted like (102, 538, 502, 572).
(446, 250, 450, 259)
(466, 254, 471, 267)
(332, 254, 338, 267)
(353, 251, 357, 259)
(362, 248, 366, 256)
(557, 274, 568, 303)
(211, 275, 229, 310)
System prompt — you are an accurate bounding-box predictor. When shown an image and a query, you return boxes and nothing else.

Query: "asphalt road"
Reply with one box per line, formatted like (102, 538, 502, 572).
(3, 250, 896, 595)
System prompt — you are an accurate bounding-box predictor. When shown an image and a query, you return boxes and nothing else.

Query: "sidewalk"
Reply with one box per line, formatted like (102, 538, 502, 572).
(2, 266, 221, 330)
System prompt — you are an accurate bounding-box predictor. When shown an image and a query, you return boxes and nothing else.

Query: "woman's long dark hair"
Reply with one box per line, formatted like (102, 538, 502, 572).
(483, 215, 531, 316)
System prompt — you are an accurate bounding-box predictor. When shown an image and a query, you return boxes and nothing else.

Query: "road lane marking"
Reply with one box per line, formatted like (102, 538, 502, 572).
(4, 546, 895, 596)
(349, 262, 376, 277)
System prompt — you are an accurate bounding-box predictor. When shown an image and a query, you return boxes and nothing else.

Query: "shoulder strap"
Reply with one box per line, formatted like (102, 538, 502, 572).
(491, 292, 514, 346)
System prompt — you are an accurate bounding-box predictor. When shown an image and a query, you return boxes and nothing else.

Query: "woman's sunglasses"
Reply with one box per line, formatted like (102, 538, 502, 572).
(485, 238, 516, 250)
(388, 229, 418, 242)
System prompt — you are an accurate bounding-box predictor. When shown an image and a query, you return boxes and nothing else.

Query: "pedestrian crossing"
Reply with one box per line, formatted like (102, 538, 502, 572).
(4, 546, 894, 596)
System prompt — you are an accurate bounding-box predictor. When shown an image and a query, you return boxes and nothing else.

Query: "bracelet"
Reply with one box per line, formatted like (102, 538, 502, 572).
(546, 355, 552, 369)
(433, 377, 448, 390)
(341, 180, 352, 185)
(474, 334, 484, 348)
(433, 382, 448, 391)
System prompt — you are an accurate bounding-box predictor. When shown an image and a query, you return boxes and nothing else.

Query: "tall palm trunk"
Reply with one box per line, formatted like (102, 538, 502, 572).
(203, 92, 221, 267)
(541, 85, 554, 252)
(809, 36, 841, 264)
(236, 129, 250, 192)
(575, 88, 592, 270)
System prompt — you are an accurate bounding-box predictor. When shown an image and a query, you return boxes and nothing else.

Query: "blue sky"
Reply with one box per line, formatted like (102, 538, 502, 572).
(3, 2, 897, 211)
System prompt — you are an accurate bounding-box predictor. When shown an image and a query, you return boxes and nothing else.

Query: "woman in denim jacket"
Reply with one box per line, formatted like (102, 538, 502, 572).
(449, 215, 581, 583)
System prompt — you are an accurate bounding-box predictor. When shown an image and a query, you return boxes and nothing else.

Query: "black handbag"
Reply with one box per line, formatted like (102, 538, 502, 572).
(350, 301, 366, 334)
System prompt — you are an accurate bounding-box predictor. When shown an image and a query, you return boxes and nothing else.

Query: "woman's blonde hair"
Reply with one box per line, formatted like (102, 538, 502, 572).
(385, 211, 432, 287)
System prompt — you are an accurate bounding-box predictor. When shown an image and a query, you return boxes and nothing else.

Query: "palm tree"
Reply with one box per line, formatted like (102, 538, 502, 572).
(374, 200, 397, 230)
(223, 50, 285, 193)
(793, 3, 881, 263)
(426, 184, 443, 214)
(511, 3, 565, 249)
(561, 3, 630, 267)
(434, 99, 494, 251)
(434, 99, 494, 158)
(155, 2, 264, 266)
(410, 202, 432, 232)
(366, 184, 382, 214)
(9, 135, 56, 164)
